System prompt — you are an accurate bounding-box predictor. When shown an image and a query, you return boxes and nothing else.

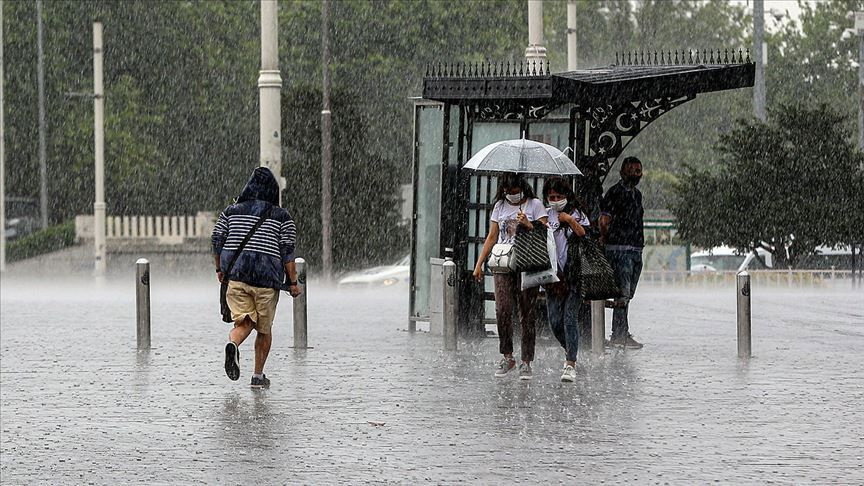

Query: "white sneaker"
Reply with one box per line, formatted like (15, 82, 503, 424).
(560, 365, 577, 383)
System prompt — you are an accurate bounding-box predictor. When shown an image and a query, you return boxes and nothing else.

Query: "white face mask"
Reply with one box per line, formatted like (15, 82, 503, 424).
(549, 199, 567, 211)
(505, 192, 523, 204)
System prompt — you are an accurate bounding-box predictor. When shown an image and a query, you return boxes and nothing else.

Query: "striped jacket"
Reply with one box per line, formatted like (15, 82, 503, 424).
(211, 168, 296, 290)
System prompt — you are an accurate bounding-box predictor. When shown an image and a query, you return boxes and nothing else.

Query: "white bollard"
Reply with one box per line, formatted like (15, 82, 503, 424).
(737, 271, 751, 359)
(136, 258, 151, 350)
(443, 258, 457, 351)
(293, 258, 308, 349)
(591, 300, 605, 356)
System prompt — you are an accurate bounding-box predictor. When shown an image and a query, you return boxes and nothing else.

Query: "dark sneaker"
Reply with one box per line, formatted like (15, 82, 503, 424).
(250, 374, 270, 389)
(518, 362, 533, 381)
(494, 357, 516, 377)
(611, 334, 643, 349)
(224, 342, 240, 381)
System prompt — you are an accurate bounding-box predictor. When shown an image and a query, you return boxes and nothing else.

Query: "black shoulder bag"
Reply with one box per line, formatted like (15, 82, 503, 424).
(219, 206, 273, 323)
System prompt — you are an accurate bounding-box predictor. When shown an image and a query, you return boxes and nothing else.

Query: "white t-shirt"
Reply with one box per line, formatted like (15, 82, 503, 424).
(490, 198, 547, 244)
(547, 207, 590, 270)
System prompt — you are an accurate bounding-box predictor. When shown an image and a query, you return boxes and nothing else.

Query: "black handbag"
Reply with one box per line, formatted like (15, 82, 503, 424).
(513, 222, 551, 273)
(574, 237, 622, 301)
(219, 206, 273, 323)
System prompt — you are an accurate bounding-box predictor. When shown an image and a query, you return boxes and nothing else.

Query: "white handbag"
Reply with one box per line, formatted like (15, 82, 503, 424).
(487, 243, 516, 273)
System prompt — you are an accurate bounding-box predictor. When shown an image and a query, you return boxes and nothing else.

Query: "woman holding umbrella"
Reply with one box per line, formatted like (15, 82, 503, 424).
(472, 172, 548, 380)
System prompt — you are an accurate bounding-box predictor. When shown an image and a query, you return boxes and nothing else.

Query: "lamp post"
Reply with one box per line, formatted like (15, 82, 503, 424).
(93, 22, 106, 277)
(0, 1, 5, 273)
(525, 0, 547, 64)
(753, 0, 765, 121)
(320, 0, 333, 282)
(259, 0, 283, 203)
(37, 0, 48, 229)
(567, 0, 577, 71)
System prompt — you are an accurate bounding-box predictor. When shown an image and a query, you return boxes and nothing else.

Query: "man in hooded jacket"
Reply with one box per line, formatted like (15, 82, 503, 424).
(211, 167, 300, 388)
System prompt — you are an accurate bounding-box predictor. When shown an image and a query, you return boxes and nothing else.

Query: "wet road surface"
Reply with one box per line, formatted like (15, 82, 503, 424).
(2, 277, 863, 484)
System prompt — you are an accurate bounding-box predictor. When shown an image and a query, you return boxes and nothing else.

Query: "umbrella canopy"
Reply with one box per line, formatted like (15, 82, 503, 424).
(464, 139, 582, 176)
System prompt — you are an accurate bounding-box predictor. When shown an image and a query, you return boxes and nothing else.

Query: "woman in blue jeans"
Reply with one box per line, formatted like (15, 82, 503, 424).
(542, 177, 590, 382)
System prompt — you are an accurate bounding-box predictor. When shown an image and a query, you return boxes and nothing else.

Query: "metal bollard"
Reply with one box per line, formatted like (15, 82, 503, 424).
(442, 258, 457, 351)
(591, 300, 605, 356)
(737, 271, 751, 359)
(293, 258, 308, 349)
(135, 258, 151, 350)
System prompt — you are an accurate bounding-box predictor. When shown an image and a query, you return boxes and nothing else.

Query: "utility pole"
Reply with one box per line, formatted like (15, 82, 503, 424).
(93, 22, 106, 277)
(525, 0, 547, 65)
(37, 0, 48, 228)
(856, 12, 864, 152)
(567, 0, 577, 71)
(320, 0, 333, 281)
(259, 0, 283, 203)
(1, 1, 6, 273)
(753, 0, 766, 120)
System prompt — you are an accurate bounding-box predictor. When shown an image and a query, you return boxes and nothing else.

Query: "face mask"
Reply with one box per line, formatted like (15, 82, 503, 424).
(505, 192, 523, 204)
(625, 175, 641, 187)
(549, 199, 567, 211)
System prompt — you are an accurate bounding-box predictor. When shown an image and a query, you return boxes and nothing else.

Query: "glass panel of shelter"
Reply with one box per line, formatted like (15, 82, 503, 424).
(410, 104, 444, 320)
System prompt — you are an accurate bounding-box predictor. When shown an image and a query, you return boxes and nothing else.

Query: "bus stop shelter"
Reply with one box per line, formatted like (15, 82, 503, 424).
(410, 50, 755, 334)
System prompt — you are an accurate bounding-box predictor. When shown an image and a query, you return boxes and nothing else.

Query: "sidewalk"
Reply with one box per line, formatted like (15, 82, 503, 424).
(1, 276, 863, 484)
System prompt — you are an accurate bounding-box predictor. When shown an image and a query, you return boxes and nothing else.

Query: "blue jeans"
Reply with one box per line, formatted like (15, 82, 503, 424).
(605, 249, 643, 339)
(545, 284, 580, 362)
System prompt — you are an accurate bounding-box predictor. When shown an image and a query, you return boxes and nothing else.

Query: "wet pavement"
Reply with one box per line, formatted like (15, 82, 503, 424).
(1, 276, 863, 484)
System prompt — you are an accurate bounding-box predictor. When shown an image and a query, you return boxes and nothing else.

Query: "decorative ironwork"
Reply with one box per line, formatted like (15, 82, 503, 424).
(579, 95, 695, 177)
(474, 101, 561, 120)
(613, 48, 752, 66)
(423, 59, 552, 79)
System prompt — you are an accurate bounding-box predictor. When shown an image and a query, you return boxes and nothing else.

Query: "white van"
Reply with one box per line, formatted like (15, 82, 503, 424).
(690, 246, 773, 273)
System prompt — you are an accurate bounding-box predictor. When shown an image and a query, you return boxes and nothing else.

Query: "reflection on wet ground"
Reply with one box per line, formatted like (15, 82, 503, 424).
(1, 278, 862, 483)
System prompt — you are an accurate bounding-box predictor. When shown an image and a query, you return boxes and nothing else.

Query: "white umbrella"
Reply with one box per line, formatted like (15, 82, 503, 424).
(464, 139, 582, 176)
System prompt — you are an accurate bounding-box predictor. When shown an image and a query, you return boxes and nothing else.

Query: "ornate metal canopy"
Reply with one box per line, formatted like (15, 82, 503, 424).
(422, 49, 755, 177)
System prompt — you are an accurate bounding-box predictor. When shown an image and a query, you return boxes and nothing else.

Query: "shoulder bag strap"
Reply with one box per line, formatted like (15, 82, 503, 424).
(224, 205, 274, 277)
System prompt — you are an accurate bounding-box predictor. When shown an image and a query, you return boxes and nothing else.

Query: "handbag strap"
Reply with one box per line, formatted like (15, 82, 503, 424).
(224, 205, 274, 277)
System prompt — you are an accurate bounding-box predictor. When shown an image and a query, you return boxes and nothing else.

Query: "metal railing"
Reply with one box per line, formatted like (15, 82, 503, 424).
(75, 212, 216, 241)
(640, 269, 857, 288)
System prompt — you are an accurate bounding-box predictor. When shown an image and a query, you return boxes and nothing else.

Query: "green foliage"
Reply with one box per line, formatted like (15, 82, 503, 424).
(7, 221, 75, 263)
(671, 104, 864, 268)
(279, 85, 409, 271)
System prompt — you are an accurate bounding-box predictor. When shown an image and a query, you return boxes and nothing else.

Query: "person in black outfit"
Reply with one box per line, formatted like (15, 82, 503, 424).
(599, 157, 645, 349)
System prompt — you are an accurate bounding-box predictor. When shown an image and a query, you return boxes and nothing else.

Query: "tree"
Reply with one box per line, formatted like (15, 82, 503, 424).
(671, 104, 864, 268)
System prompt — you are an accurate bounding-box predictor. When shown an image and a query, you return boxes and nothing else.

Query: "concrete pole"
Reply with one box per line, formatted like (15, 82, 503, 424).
(259, 0, 283, 204)
(591, 300, 604, 356)
(736, 272, 751, 359)
(293, 258, 308, 348)
(567, 0, 577, 71)
(525, 0, 547, 66)
(443, 258, 457, 351)
(93, 22, 106, 277)
(37, 0, 48, 228)
(858, 28, 863, 153)
(320, 0, 333, 282)
(753, 0, 766, 121)
(0, 1, 5, 273)
(136, 258, 151, 350)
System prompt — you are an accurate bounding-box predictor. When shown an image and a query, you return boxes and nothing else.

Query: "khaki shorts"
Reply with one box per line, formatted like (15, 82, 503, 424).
(226, 280, 280, 334)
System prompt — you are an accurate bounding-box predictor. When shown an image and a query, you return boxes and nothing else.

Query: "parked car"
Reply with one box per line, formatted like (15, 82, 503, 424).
(690, 245, 855, 272)
(337, 255, 410, 288)
(690, 246, 773, 273)
(4, 197, 40, 242)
